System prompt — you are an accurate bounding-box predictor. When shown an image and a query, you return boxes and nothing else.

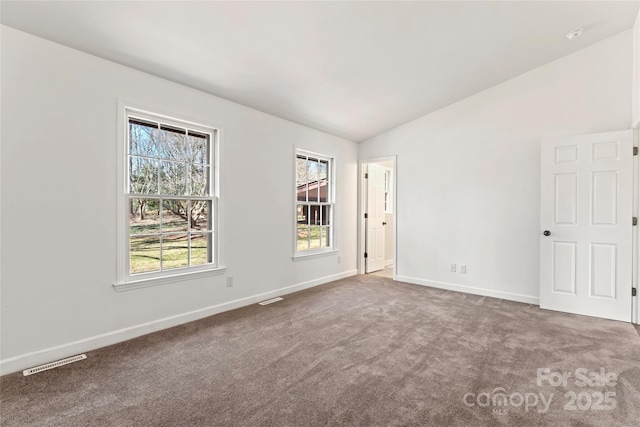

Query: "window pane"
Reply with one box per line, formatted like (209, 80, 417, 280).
(307, 158, 319, 202)
(129, 198, 160, 235)
(319, 158, 329, 203)
(129, 156, 158, 194)
(307, 181, 319, 202)
(297, 226, 309, 251)
(158, 125, 188, 162)
(162, 234, 189, 270)
(191, 232, 212, 266)
(307, 158, 319, 182)
(296, 205, 307, 225)
(130, 236, 160, 274)
(309, 226, 321, 250)
(162, 200, 189, 232)
(319, 160, 328, 180)
(297, 183, 308, 202)
(321, 205, 330, 225)
(160, 161, 187, 195)
(319, 179, 328, 202)
(296, 156, 307, 186)
(190, 200, 211, 231)
(189, 165, 210, 196)
(321, 226, 331, 248)
(129, 120, 157, 156)
(189, 133, 209, 165)
(307, 205, 321, 225)
(296, 156, 307, 201)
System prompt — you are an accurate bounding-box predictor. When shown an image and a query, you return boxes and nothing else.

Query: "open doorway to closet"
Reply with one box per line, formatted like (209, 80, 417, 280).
(359, 157, 396, 279)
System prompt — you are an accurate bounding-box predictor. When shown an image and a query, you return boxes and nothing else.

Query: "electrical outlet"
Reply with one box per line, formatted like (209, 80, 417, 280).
(226, 276, 234, 287)
(460, 265, 467, 274)
(450, 264, 456, 273)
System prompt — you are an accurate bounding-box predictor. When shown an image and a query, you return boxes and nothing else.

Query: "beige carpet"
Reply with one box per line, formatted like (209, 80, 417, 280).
(2, 275, 640, 426)
(369, 267, 393, 279)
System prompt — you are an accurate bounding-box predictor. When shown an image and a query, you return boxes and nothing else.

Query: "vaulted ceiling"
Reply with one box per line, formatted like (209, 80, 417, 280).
(2, 1, 638, 141)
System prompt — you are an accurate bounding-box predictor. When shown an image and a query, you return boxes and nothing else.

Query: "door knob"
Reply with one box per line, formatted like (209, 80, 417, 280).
(543, 230, 551, 236)
(382, 222, 387, 226)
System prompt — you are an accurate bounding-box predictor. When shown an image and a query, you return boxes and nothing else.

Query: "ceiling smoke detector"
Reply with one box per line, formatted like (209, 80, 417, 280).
(566, 28, 583, 40)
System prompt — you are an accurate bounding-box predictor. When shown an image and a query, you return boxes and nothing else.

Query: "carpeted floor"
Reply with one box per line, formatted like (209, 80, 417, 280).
(2, 275, 640, 426)
(369, 267, 393, 279)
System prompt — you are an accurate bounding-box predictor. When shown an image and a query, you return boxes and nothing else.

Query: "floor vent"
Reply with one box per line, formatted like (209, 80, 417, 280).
(259, 297, 284, 306)
(23, 354, 87, 376)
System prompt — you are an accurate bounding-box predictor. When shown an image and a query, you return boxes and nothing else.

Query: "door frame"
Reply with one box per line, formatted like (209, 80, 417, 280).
(358, 156, 397, 277)
(634, 126, 639, 325)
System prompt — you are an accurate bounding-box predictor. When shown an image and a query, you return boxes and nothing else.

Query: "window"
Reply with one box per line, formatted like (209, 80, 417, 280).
(295, 150, 334, 255)
(384, 169, 392, 213)
(123, 108, 217, 281)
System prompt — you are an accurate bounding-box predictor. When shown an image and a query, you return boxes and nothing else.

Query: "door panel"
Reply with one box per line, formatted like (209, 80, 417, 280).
(366, 164, 386, 273)
(555, 173, 577, 224)
(552, 241, 577, 294)
(540, 130, 633, 321)
(591, 171, 617, 225)
(589, 243, 616, 299)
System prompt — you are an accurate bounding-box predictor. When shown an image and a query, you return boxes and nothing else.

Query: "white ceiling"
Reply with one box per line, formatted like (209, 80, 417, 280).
(2, 1, 638, 142)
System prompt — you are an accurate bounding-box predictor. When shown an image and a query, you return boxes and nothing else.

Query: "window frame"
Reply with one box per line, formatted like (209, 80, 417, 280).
(294, 149, 336, 258)
(115, 103, 223, 291)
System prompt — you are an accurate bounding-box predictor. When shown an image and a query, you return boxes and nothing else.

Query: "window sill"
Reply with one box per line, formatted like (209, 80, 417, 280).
(292, 250, 338, 262)
(113, 267, 227, 292)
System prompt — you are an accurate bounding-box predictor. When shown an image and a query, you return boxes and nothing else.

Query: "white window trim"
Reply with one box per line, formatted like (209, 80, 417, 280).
(115, 101, 223, 290)
(292, 249, 339, 262)
(113, 267, 227, 292)
(293, 148, 337, 259)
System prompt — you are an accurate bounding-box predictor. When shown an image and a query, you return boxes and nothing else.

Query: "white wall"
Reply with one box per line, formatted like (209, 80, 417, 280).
(0, 27, 358, 374)
(359, 31, 633, 304)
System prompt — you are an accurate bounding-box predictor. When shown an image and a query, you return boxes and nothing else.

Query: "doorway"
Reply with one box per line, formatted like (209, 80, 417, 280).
(359, 157, 396, 278)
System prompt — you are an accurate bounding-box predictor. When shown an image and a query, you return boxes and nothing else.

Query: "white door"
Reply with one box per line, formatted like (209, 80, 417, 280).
(366, 164, 386, 273)
(540, 130, 633, 322)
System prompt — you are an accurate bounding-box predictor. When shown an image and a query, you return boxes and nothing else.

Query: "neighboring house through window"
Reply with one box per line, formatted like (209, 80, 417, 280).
(295, 150, 334, 255)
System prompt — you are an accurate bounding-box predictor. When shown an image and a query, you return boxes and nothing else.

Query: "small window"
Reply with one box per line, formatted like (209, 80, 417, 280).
(124, 109, 217, 279)
(295, 150, 334, 255)
(384, 169, 392, 213)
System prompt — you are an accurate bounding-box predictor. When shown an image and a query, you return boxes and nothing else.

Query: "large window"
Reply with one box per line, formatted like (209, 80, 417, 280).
(295, 150, 334, 255)
(124, 109, 217, 279)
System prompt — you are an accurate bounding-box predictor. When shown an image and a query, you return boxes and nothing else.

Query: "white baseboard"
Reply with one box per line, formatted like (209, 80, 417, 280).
(0, 269, 357, 376)
(395, 275, 540, 305)
(384, 259, 393, 268)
